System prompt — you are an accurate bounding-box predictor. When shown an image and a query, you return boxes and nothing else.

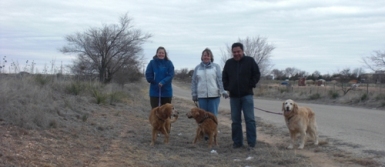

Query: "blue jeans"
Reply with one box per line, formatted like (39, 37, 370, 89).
(198, 97, 220, 117)
(230, 95, 256, 147)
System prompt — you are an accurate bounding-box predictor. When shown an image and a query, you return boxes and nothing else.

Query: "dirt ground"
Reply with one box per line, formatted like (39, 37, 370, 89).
(0, 79, 382, 167)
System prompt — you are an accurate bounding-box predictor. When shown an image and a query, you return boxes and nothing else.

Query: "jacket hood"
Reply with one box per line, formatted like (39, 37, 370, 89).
(200, 61, 212, 67)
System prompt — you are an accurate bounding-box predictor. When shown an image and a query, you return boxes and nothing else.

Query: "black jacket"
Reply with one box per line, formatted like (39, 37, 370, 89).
(222, 56, 261, 97)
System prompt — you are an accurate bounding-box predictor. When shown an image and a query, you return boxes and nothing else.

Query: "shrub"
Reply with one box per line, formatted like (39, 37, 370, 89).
(34, 74, 50, 86)
(360, 93, 368, 101)
(328, 90, 339, 99)
(66, 82, 84, 95)
(90, 88, 108, 104)
(309, 93, 321, 100)
(375, 94, 385, 101)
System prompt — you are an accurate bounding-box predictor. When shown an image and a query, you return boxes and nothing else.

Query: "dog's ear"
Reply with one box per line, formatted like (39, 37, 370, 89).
(293, 103, 299, 113)
(158, 105, 171, 119)
(193, 108, 200, 116)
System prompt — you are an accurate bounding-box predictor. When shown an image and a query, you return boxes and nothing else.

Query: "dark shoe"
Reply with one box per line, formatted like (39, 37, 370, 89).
(233, 144, 243, 149)
(247, 146, 255, 152)
(204, 136, 209, 141)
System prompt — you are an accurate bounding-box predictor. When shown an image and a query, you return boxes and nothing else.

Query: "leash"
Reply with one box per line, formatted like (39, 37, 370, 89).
(194, 101, 199, 107)
(254, 106, 283, 115)
(155, 86, 162, 119)
(158, 86, 161, 107)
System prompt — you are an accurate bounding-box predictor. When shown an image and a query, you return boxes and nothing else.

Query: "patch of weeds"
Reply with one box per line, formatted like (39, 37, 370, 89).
(360, 93, 368, 101)
(381, 101, 385, 107)
(63, 99, 73, 111)
(82, 114, 88, 122)
(309, 93, 321, 100)
(114, 111, 121, 116)
(363, 150, 385, 157)
(34, 74, 50, 86)
(109, 91, 126, 105)
(279, 88, 287, 93)
(328, 90, 339, 99)
(375, 94, 385, 101)
(90, 88, 108, 104)
(66, 82, 84, 95)
(349, 158, 380, 167)
(49, 120, 57, 128)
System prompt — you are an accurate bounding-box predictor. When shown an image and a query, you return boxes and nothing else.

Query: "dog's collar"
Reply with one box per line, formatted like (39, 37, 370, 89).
(198, 115, 210, 124)
(198, 114, 218, 125)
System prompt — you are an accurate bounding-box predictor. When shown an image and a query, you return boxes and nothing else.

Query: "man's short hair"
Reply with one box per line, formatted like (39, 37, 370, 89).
(231, 42, 244, 51)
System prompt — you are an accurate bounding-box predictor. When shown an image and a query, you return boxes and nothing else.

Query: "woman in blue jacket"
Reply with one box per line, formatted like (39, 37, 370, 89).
(145, 46, 175, 109)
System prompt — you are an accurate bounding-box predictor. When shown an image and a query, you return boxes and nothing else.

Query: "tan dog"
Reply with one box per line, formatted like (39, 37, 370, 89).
(149, 103, 179, 146)
(282, 99, 319, 149)
(186, 107, 218, 148)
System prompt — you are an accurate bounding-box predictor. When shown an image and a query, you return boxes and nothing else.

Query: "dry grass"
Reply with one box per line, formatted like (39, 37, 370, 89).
(254, 81, 385, 109)
(0, 75, 382, 166)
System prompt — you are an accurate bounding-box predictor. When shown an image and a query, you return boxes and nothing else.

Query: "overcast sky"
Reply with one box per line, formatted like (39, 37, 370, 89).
(1, 0, 385, 75)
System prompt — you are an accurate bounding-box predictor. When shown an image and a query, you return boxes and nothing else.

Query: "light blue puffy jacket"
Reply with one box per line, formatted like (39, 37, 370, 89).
(191, 62, 225, 98)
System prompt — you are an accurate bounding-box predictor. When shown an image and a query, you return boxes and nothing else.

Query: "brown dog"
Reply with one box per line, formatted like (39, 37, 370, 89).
(186, 107, 218, 148)
(282, 99, 319, 149)
(149, 103, 179, 146)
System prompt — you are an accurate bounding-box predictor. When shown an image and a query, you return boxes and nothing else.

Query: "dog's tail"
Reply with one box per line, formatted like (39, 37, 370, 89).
(170, 114, 179, 123)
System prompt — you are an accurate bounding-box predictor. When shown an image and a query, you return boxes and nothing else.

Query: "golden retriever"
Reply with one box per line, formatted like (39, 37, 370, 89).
(282, 99, 319, 149)
(149, 103, 179, 146)
(186, 107, 218, 148)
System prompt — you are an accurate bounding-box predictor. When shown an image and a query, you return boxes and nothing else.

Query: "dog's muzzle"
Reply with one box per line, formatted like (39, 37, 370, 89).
(285, 107, 291, 112)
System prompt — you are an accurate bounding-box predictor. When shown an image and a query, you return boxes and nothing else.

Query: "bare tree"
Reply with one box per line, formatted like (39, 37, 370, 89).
(284, 67, 299, 78)
(174, 68, 190, 82)
(362, 50, 385, 72)
(60, 13, 152, 83)
(336, 68, 358, 96)
(312, 70, 321, 78)
(221, 36, 275, 76)
(270, 69, 284, 80)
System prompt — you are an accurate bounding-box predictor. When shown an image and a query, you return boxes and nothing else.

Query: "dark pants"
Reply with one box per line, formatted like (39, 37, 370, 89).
(150, 97, 172, 109)
(230, 95, 256, 147)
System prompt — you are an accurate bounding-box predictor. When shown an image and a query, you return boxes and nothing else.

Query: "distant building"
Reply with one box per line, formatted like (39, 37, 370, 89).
(372, 71, 385, 83)
(298, 77, 306, 86)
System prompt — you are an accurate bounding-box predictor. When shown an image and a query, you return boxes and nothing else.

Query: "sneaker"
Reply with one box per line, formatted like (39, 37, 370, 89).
(233, 144, 243, 149)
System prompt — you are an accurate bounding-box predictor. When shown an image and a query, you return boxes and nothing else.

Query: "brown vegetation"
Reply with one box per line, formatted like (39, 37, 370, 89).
(0, 75, 382, 166)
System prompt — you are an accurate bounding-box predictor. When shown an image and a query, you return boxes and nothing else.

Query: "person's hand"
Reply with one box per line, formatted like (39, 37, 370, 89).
(158, 83, 163, 87)
(192, 96, 197, 102)
(222, 91, 229, 99)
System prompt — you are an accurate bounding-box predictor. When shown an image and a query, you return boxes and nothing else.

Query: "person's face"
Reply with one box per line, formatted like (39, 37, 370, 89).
(157, 49, 166, 59)
(202, 51, 211, 63)
(232, 46, 243, 61)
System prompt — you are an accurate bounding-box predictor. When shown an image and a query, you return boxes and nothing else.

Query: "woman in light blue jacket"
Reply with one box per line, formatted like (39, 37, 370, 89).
(145, 46, 174, 109)
(191, 48, 228, 117)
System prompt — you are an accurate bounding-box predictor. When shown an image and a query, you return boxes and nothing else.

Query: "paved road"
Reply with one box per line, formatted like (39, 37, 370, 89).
(173, 84, 385, 162)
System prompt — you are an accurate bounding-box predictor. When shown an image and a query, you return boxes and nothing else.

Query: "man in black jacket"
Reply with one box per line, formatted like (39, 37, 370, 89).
(222, 42, 261, 150)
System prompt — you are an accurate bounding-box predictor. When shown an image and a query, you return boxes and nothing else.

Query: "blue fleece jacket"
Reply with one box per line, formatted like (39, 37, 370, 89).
(145, 57, 174, 97)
